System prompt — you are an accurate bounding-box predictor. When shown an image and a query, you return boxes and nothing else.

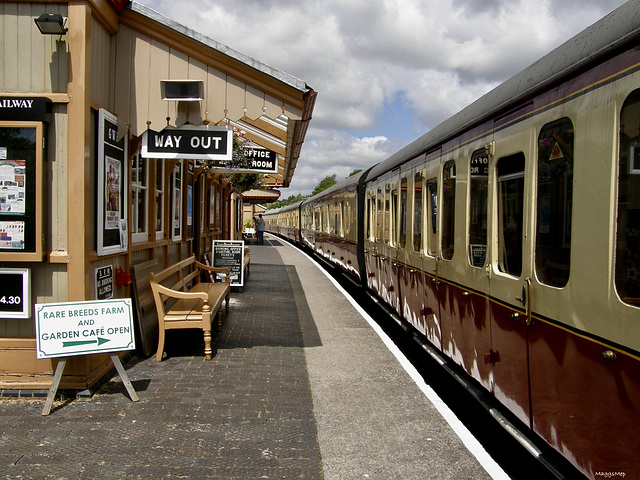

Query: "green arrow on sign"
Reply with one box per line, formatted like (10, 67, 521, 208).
(62, 337, 110, 348)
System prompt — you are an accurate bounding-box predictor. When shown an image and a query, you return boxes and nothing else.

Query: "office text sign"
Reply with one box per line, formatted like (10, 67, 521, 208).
(241, 146, 278, 173)
(35, 299, 135, 359)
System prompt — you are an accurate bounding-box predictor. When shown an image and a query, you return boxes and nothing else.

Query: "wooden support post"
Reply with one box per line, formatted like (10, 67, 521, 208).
(109, 353, 139, 402)
(42, 359, 67, 416)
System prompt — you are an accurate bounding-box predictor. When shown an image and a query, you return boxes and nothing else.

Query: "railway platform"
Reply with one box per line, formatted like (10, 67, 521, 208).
(0, 234, 506, 480)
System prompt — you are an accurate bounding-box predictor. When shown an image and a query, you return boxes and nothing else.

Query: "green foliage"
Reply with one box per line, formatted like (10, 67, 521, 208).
(311, 174, 337, 196)
(266, 193, 305, 209)
(230, 172, 264, 193)
(200, 128, 265, 193)
(265, 172, 357, 209)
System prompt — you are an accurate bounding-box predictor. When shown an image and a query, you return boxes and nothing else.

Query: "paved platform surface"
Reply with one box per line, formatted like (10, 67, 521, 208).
(0, 234, 503, 479)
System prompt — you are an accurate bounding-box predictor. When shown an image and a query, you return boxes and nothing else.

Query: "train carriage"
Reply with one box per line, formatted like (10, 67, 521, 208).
(265, 2, 640, 478)
(360, 5, 640, 475)
(298, 174, 361, 277)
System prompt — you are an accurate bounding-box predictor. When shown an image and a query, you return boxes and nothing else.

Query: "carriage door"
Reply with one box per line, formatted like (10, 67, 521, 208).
(364, 187, 381, 294)
(422, 166, 442, 350)
(381, 180, 400, 314)
(489, 151, 533, 427)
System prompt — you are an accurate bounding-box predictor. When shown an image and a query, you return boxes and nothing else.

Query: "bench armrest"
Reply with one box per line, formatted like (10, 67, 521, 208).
(194, 260, 231, 284)
(152, 282, 209, 302)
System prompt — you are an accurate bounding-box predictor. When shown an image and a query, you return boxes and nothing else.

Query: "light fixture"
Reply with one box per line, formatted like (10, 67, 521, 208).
(34, 13, 68, 35)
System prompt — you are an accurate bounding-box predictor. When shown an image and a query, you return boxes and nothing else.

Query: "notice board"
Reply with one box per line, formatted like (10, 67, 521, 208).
(34, 298, 135, 359)
(212, 240, 245, 287)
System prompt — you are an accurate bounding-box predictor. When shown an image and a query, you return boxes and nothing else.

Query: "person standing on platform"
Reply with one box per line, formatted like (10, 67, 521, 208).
(255, 214, 265, 245)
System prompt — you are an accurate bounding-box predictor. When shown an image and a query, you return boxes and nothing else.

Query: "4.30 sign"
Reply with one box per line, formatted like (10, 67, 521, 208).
(0, 268, 30, 318)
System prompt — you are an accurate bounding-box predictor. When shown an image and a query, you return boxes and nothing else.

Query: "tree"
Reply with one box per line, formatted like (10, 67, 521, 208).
(348, 169, 362, 177)
(266, 193, 305, 209)
(311, 174, 337, 196)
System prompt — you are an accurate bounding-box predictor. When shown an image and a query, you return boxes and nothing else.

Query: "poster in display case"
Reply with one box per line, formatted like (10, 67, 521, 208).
(0, 121, 43, 261)
(97, 109, 128, 256)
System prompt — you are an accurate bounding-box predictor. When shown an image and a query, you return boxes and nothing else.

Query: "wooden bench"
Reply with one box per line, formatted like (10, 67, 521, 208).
(148, 255, 231, 362)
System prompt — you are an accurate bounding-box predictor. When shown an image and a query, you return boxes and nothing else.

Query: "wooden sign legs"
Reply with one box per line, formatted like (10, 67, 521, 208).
(41, 353, 139, 416)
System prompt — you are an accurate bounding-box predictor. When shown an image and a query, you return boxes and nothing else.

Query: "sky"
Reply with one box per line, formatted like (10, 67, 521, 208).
(141, 0, 629, 197)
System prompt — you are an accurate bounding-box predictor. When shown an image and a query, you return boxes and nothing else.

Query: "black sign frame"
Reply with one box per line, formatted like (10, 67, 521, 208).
(240, 146, 278, 174)
(0, 121, 44, 261)
(0, 97, 48, 122)
(212, 240, 245, 287)
(97, 109, 128, 256)
(0, 267, 30, 318)
(141, 126, 232, 161)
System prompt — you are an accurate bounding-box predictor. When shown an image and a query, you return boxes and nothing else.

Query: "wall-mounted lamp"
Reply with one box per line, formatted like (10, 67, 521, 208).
(34, 13, 68, 35)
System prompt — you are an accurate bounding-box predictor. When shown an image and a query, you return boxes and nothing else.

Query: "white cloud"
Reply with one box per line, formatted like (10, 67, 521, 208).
(140, 0, 628, 195)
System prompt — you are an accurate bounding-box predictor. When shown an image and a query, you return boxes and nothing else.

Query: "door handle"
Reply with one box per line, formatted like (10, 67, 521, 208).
(513, 278, 532, 324)
(523, 277, 532, 325)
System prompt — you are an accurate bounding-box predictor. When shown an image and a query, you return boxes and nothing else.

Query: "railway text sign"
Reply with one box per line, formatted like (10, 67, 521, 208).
(35, 298, 135, 359)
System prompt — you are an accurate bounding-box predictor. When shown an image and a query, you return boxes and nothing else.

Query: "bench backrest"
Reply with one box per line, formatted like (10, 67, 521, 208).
(152, 255, 200, 293)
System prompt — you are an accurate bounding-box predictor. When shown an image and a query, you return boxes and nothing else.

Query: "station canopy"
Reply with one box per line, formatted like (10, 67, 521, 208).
(117, 2, 316, 190)
(241, 188, 282, 205)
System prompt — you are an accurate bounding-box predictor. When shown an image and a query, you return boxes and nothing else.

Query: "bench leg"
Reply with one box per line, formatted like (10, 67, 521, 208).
(156, 327, 166, 362)
(225, 293, 230, 313)
(217, 309, 222, 331)
(203, 328, 213, 360)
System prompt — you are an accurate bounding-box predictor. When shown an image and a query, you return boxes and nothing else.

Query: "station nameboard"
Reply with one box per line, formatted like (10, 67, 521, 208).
(35, 298, 135, 359)
(0, 97, 47, 122)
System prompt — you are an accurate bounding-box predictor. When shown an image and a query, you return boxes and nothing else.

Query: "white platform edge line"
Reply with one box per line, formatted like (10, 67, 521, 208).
(282, 239, 510, 480)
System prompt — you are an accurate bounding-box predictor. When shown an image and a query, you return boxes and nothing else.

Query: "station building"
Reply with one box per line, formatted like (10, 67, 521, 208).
(0, 0, 316, 391)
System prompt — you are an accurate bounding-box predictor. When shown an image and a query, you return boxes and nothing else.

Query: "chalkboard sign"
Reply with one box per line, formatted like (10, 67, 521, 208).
(0, 268, 30, 318)
(212, 240, 245, 287)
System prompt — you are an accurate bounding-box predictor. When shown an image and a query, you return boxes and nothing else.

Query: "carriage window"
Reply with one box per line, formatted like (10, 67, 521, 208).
(400, 178, 408, 248)
(536, 118, 574, 287)
(324, 205, 330, 233)
(413, 174, 423, 252)
(376, 190, 383, 241)
(469, 149, 489, 267)
(383, 190, 390, 244)
(366, 196, 373, 240)
(427, 178, 438, 256)
(390, 188, 398, 245)
(345, 200, 352, 237)
(497, 153, 525, 276)
(333, 201, 342, 236)
(314, 205, 321, 232)
(441, 161, 456, 260)
(616, 89, 640, 306)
